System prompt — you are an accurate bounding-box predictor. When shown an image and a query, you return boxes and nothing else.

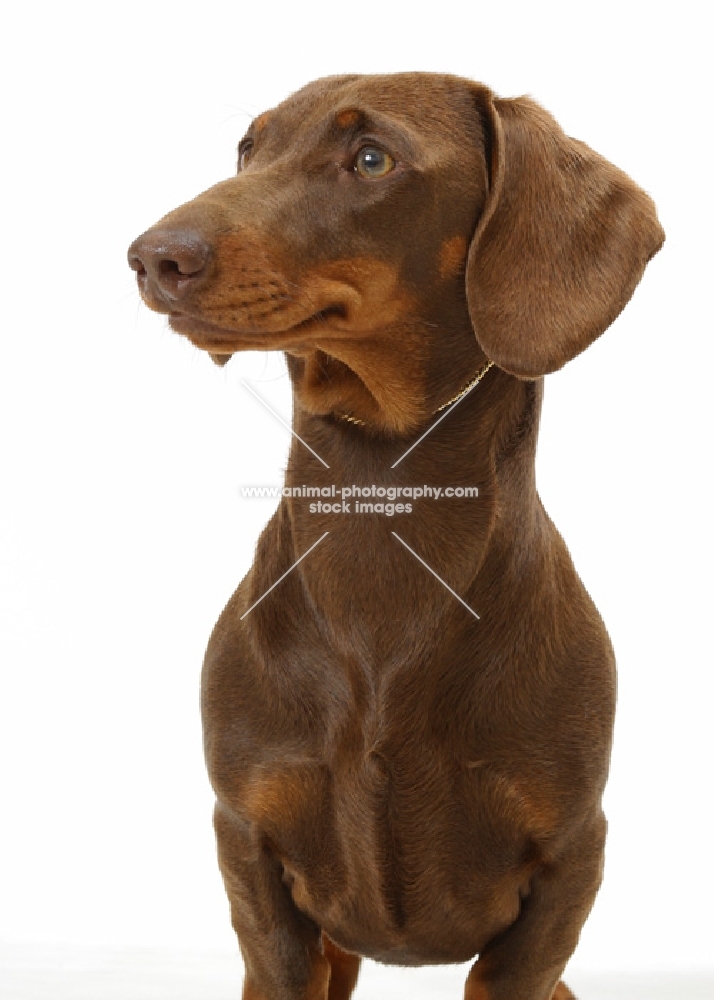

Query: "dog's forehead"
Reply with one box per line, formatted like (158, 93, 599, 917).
(259, 73, 477, 140)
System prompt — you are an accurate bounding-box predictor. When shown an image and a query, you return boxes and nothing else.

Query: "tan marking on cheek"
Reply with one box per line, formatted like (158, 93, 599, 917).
(336, 108, 360, 128)
(296, 257, 426, 433)
(438, 235, 469, 278)
(303, 258, 409, 329)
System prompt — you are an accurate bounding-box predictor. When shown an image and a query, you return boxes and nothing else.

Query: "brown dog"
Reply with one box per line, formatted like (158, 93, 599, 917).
(128, 74, 663, 1000)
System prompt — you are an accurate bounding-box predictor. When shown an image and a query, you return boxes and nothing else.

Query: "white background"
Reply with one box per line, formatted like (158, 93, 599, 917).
(1, 0, 712, 992)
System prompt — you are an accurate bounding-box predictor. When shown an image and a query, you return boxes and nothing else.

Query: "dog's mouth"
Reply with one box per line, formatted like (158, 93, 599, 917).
(169, 305, 348, 354)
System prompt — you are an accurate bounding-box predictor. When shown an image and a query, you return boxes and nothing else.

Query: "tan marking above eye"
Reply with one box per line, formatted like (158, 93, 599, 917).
(252, 112, 271, 135)
(336, 108, 361, 128)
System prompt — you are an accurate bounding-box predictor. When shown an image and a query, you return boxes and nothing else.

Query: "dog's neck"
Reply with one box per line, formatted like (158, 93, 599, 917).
(331, 359, 496, 429)
(272, 361, 543, 661)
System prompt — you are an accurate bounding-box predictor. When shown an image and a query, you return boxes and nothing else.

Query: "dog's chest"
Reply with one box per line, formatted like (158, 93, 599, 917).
(202, 587, 566, 959)
(237, 719, 533, 960)
(211, 665, 540, 953)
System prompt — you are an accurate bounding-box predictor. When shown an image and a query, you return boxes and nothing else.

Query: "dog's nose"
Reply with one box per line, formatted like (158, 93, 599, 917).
(128, 229, 211, 303)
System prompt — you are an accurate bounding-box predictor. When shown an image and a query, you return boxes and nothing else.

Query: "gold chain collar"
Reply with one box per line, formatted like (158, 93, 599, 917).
(334, 359, 495, 428)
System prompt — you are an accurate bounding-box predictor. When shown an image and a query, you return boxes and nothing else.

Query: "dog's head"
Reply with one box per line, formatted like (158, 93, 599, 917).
(129, 74, 663, 427)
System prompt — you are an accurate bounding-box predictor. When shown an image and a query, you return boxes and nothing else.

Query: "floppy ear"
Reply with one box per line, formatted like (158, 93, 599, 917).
(466, 90, 665, 378)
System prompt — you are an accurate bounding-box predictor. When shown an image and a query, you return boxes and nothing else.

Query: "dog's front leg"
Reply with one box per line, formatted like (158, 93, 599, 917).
(464, 813, 607, 1000)
(214, 802, 331, 1000)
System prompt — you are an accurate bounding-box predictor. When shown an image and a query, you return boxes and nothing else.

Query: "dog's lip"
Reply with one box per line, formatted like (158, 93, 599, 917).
(169, 313, 250, 347)
(168, 306, 347, 349)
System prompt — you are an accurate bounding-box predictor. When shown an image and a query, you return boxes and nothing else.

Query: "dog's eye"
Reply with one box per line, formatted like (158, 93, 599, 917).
(354, 147, 395, 179)
(238, 140, 254, 172)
